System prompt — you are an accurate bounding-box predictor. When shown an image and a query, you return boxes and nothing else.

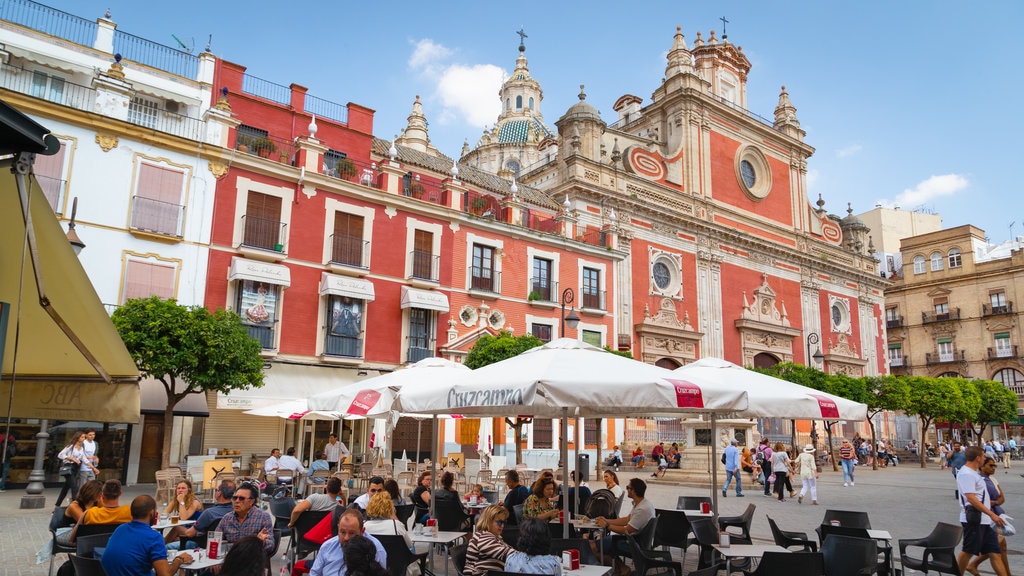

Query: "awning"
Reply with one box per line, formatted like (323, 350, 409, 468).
(400, 286, 449, 312)
(217, 362, 378, 410)
(1, 104, 140, 423)
(228, 256, 291, 287)
(139, 378, 210, 417)
(320, 272, 375, 301)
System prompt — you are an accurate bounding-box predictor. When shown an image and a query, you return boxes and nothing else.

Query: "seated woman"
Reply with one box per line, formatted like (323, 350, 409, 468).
(432, 471, 462, 506)
(53, 479, 103, 547)
(411, 472, 431, 525)
(364, 492, 424, 576)
(383, 478, 405, 506)
(631, 446, 645, 469)
(607, 446, 623, 470)
(464, 505, 515, 576)
(522, 477, 559, 521)
(602, 470, 623, 500)
(165, 480, 203, 544)
(505, 518, 563, 575)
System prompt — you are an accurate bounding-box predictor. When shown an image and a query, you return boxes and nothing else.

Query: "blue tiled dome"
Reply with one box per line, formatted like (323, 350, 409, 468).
(496, 118, 554, 143)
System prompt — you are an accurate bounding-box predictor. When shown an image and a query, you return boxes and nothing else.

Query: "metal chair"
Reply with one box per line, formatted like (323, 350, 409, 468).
(69, 554, 108, 576)
(821, 533, 878, 576)
(718, 503, 756, 545)
(898, 522, 962, 576)
(743, 551, 824, 576)
(288, 510, 332, 569)
(767, 515, 817, 552)
(626, 532, 683, 576)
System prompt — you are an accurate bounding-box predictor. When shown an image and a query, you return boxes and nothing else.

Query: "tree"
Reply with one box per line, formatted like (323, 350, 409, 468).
(964, 378, 1017, 441)
(905, 376, 975, 468)
(464, 331, 543, 464)
(859, 375, 910, 469)
(112, 297, 265, 468)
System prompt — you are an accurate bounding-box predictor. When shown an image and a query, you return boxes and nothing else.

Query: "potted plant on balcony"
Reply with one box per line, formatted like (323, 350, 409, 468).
(235, 133, 257, 153)
(408, 180, 425, 199)
(470, 196, 488, 215)
(253, 137, 276, 158)
(337, 157, 357, 180)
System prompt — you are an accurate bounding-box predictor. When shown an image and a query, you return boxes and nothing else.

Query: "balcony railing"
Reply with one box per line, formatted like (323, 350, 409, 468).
(0, 0, 97, 47)
(241, 73, 291, 105)
(404, 179, 445, 206)
(922, 309, 960, 324)
(304, 93, 349, 125)
(236, 133, 296, 165)
(113, 29, 198, 79)
(926, 350, 965, 365)
(127, 98, 204, 140)
(408, 346, 433, 363)
(324, 333, 362, 358)
(988, 346, 1019, 360)
(581, 289, 606, 311)
(983, 302, 1014, 316)
(524, 210, 560, 234)
(410, 250, 440, 282)
(886, 316, 904, 329)
(529, 279, 558, 303)
(889, 357, 904, 367)
(464, 191, 502, 217)
(0, 65, 97, 114)
(245, 324, 275, 349)
(240, 215, 286, 252)
(130, 195, 184, 237)
(329, 234, 369, 268)
(468, 266, 500, 294)
(324, 156, 380, 188)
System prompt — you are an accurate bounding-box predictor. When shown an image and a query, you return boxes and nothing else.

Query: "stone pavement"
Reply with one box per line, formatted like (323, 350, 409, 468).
(2, 462, 1022, 575)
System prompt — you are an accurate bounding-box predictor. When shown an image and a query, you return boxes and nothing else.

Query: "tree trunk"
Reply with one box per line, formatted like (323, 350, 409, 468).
(868, 419, 878, 471)
(920, 419, 932, 468)
(162, 400, 175, 470)
(824, 422, 838, 471)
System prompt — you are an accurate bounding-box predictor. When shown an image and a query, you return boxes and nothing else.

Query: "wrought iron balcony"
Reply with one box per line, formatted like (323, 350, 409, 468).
(409, 250, 440, 282)
(988, 345, 1019, 360)
(922, 309, 960, 324)
(886, 316, 904, 329)
(324, 333, 362, 358)
(581, 289, 607, 311)
(925, 350, 965, 365)
(245, 324, 275, 350)
(468, 266, 501, 294)
(329, 233, 369, 269)
(130, 195, 184, 237)
(528, 279, 558, 303)
(889, 357, 905, 367)
(983, 302, 1014, 316)
(408, 346, 433, 363)
(240, 215, 287, 252)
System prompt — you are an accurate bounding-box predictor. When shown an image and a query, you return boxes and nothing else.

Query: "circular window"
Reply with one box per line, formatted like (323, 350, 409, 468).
(734, 146, 771, 200)
(650, 254, 681, 297)
(652, 262, 672, 290)
(830, 299, 851, 333)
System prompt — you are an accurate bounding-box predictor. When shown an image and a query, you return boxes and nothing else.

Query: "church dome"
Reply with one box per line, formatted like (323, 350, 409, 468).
(496, 118, 555, 143)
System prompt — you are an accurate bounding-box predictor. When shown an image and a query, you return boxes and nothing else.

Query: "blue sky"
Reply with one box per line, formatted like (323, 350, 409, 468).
(54, 0, 1023, 242)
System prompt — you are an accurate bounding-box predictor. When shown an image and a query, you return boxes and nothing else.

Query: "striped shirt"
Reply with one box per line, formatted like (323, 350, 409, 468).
(839, 445, 854, 460)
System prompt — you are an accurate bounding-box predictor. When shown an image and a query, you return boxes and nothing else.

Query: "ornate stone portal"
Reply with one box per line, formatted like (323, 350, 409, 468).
(734, 273, 802, 366)
(634, 298, 702, 367)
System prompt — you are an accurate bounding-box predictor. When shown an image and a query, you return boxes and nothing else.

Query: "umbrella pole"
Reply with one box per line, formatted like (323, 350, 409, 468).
(561, 408, 569, 538)
(429, 415, 438, 520)
(416, 419, 423, 468)
(711, 413, 718, 514)
(574, 415, 581, 518)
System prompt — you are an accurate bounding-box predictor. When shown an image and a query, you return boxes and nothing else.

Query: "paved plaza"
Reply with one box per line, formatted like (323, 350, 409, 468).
(2, 462, 1023, 575)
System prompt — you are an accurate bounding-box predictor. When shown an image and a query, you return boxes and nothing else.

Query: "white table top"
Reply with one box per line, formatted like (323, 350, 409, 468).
(152, 519, 195, 530)
(682, 510, 715, 517)
(171, 551, 224, 570)
(565, 565, 612, 576)
(866, 529, 892, 540)
(409, 530, 467, 544)
(712, 544, 790, 558)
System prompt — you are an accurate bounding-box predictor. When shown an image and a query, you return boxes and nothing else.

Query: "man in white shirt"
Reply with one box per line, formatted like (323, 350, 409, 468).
(82, 429, 99, 482)
(956, 445, 1007, 576)
(264, 448, 282, 478)
(352, 476, 385, 511)
(277, 447, 307, 492)
(324, 434, 350, 470)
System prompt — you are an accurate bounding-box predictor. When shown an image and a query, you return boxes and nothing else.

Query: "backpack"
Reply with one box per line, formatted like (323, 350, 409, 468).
(721, 451, 727, 465)
(584, 488, 618, 519)
(755, 448, 767, 468)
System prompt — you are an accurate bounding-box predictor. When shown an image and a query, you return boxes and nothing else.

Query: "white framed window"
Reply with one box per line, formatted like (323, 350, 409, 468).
(649, 248, 682, 298)
(578, 258, 607, 311)
(128, 96, 160, 129)
(526, 314, 557, 342)
(995, 333, 1012, 358)
(323, 198, 374, 270)
(577, 321, 606, 347)
(930, 252, 943, 271)
(937, 339, 954, 362)
(887, 344, 903, 366)
(31, 70, 65, 103)
(934, 301, 949, 316)
(324, 295, 365, 358)
(33, 135, 73, 214)
(829, 296, 851, 333)
(130, 158, 189, 237)
(947, 248, 962, 268)
(120, 254, 179, 302)
(466, 233, 503, 294)
(233, 176, 294, 254)
(528, 247, 561, 302)
(405, 218, 443, 282)
(990, 291, 1008, 314)
(913, 255, 926, 274)
(237, 280, 281, 350)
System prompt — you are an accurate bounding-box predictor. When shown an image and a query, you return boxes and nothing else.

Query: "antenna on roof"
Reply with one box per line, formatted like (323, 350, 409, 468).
(720, 16, 729, 40)
(171, 34, 194, 54)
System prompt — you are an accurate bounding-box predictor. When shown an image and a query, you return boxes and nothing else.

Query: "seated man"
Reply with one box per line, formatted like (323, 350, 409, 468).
(502, 470, 530, 526)
(310, 509, 387, 576)
(170, 479, 235, 548)
(352, 476, 385, 511)
(70, 479, 132, 541)
(101, 495, 194, 576)
(310, 452, 331, 482)
(290, 477, 344, 527)
(590, 478, 655, 576)
(278, 447, 308, 493)
(219, 482, 275, 554)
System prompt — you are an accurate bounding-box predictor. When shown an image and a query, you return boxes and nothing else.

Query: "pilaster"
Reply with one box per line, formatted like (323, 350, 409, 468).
(91, 62, 133, 121)
(296, 137, 328, 174)
(443, 178, 467, 211)
(378, 161, 406, 196)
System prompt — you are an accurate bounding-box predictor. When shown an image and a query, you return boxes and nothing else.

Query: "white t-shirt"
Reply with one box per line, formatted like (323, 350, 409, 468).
(264, 455, 280, 473)
(627, 498, 656, 533)
(279, 454, 306, 474)
(956, 465, 992, 525)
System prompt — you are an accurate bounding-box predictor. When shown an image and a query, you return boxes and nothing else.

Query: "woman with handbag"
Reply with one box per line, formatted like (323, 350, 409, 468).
(55, 432, 88, 507)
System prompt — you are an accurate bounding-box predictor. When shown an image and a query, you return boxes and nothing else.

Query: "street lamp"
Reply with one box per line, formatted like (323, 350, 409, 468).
(560, 288, 580, 338)
(65, 197, 85, 254)
(807, 332, 824, 366)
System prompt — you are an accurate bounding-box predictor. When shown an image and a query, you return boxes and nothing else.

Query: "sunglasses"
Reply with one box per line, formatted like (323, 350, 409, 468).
(231, 496, 252, 501)
(495, 519, 505, 527)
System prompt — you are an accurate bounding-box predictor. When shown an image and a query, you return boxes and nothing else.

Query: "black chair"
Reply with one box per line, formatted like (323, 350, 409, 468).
(689, 563, 725, 576)
(767, 515, 817, 552)
(818, 525, 890, 576)
(269, 497, 296, 532)
(653, 509, 692, 557)
(690, 517, 723, 570)
(69, 554, 107, 576)
(614, 491, 626, 518)
(48, 506, 75, 576)
(500, 525, 519, 547)
(71, 523, 120, 544)
(821, 533, 878, 576)
(898, 522, 962, 576)
(743, 551, 824, 576)
(395, 503, 415, 526)
(626, 533, 683, 576)
(822, 509, 871, 529)
(718, 503, 756, 545)
(450, 541, 468, 576)
(76, 533, 113, 558)
(512, 504, 525, 525)
(435, 498, 472, 532)
(288, 509, 331, 568)
(377, 534, 433, 576)
(677, 496, 712, 511)
(194, 517, 222, 548)
(264, 528, 283, 576)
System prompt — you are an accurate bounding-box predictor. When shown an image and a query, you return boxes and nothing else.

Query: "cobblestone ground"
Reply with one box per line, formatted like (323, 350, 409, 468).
(3, 462, 1023, 575)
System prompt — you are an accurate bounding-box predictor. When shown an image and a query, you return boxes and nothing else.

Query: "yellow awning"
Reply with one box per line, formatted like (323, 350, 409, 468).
(1, 158, 140, 423)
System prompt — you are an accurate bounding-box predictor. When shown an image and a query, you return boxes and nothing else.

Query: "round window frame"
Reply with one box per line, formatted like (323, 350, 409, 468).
(650, 254, 681, 298)
(734, 146, 772, 200)
(830, 299, 851, 334)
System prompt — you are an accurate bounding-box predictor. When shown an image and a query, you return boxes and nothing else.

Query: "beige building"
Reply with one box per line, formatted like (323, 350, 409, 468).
(885, 225, 1024, 426)
(858, 207, 942, 279)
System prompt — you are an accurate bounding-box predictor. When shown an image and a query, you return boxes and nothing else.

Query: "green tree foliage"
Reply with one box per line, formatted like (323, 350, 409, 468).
(860, 375, 910, 468)
(965, 378, 1017, 440)
(905, 376, 973, 466)
(463, 331, 543, 464)
(112, 297, 264, 468)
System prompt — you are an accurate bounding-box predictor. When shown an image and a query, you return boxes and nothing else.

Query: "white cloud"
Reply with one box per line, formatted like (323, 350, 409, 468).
(836, 144, 862, 158)
(407, 38, 504, 130)
(408, 39, 452, 77)
(874, 174, 969, 209)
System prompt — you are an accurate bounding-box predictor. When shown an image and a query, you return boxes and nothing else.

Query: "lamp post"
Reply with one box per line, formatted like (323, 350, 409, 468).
(560, 288, 580, 338)
(806, 332, 824, 367)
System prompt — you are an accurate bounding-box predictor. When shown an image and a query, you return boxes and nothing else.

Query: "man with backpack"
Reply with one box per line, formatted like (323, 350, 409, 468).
(755, 438, 773, 497)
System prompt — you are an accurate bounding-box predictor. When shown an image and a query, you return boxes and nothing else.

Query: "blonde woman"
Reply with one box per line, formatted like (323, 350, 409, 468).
(364, 492, 423, 575)
(796, 444, 819, 505)
(164, 480, 203, 543)
(464, 505, 515, 576)
(771, 442, 795, 502)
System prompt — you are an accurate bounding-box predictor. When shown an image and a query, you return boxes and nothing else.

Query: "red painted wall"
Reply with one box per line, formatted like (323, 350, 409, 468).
(708, 132, 793, 227)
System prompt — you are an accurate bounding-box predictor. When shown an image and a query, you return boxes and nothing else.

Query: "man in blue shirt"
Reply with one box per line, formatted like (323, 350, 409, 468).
(101, 495, 193, 576)
(722, 439, 743, 497)
(311, 509, 386, 576)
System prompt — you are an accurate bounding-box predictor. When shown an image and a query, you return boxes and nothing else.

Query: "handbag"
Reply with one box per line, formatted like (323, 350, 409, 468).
(767, 473, 776, 483)
(59, 461, 76, 477)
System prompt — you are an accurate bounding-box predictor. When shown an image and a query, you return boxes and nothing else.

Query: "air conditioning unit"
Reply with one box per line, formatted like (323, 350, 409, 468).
(165, 101, 180, 114)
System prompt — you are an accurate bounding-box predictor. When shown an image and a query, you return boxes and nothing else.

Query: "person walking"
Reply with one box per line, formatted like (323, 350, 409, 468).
(81, 429, 99, 482)
(771, 442, 795, 502)
(55, 432, 88, 507)
(721, 439, 743, 497)
(796, 444, 819, 505)
(755, 439, 773, 497)
(956, 446, 1008, 576)
(966, 457, 1010, 576)
(839, 439, 856, 487)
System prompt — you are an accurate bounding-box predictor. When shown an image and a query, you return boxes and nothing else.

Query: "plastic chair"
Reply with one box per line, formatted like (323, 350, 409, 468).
(395, 503, 415, 526)
(48, 506, 75, 576)
(377, 534, 433, 576)
(718, 503, 756, 545)
(898, 522, 962, 576)
(626, 532, 683, 576)
(434, 498, 472, 532)
(818, 525, 890, 576)
(689, 517, 723, 570)
(69, 554, 108, 576)
(743, 551, 824, 576)
(288, 510, 332, 568)
(822, 509, 871, 529)
(821, 533, 878, 576)
(269, 496, 296, 532)
(450, 541, 468, 575)
(767, 515, 817, 552)
(653, 509, 692, 557)
(306, 469, 331, 495)
(676, 495, 712, 511)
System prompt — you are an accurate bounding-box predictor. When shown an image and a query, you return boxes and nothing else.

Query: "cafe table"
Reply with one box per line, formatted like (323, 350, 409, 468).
(682, 509, 715, 518)
(170, 550, 224, 572)
(712, 543, 789, 574)
(565, 565, 612, 576)
(152, 519, 195, 531)
(409, 530, 467, 576)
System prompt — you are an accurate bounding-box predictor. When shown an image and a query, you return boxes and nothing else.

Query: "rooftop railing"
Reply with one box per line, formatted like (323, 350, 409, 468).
(241, 73, 291, 105)
(0, 0, 97, 46)
(304, 93, 348, 125)
(113, 29, 197, 79)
